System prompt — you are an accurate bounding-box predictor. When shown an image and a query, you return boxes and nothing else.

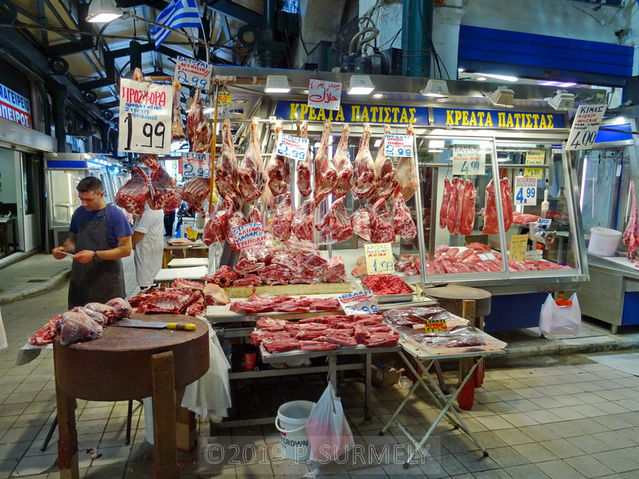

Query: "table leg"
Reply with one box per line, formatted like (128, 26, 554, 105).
(175, 387, 197, 452)
(364, 352, 372, 420)
(151, 351, 178, 479)
(55, 383, 78, 479)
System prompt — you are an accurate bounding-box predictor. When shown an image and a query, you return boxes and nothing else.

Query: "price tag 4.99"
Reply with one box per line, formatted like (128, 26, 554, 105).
(514, 176, 537, 205)
(276, 133, 309, 162)
(337, 290, 380, 316)
(452, 145, 484, 176)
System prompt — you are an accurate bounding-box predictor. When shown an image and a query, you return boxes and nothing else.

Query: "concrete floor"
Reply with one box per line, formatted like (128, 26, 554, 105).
(2, 255, 639, 477)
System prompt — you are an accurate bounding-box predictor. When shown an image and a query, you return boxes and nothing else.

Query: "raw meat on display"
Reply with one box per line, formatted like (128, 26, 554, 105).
(28, 317, 58, 345)
(373, 125, 398, 199)
(216, 119, 239, 198)
(138, 154, 160, 172)
(313, 120, 337, 201)
(247, 205, 262, 224)
(500, 178, 513, 231)
(459, 180, 477, 236)
(262, 338, 299, 353)
(394, 125, 418, 200)
(71, 306, 107, 325)
(371, 198, 395, 243)
(439, 179, 451, 229)
(237, 117, 266, 202)
(181, 178, 210, 214)
(224, 204, 248, 248)
(57, 311, 103, 346)
(266, 123, 290, 196)
(331, 123, 353, 198)
(150, 167, 182, 213)
(362, 274, 413, 295)
(171, 278, 204, 290)
(316, 197, 353, 242)
(105, 298, 132, 319)
(115, 167, 150, 216)
(186, 88, 211, 153)
(232, 275, 261, 287)
(271, 193, 294, 241)
(203, 283, 230, 305)
(300, 340, 338, 351)
(395, 254, 420, 276)
(171, 82, 186, 141)
(482, 179, 499, 235)
(352, 123, 376, 200)
(393, 193, 416, 240)
(203, 199, 231, 245)
(512, 212, 541, 225)
(623, 181, 639, 260)
(454, 178, 465, 234)
(351, 207, 372, 242)
(291, 199, 315, 241)
(205, 265, 239, 287)
(319, 256, 346, 283)
(447, 178, 458, 234)
(84, 302, 118, 324)
(296, 120, 312, 197)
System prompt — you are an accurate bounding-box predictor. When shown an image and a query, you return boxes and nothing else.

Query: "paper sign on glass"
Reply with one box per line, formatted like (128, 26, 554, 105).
(384, 134, 413, 157)
(509, 234, 529, 263)
(452, 145, 484, 175)
(276, 133, 309, 162)
(180, 152, 210, 179)
(514, 176, 537, 205)
(308, 79, 342, 111)
(566, 104, 607, 151)
(174, 56, 212, 90)
(524, 150, 545, 180)
(337, 290, 380, 316)
(364, 243, 395, 275)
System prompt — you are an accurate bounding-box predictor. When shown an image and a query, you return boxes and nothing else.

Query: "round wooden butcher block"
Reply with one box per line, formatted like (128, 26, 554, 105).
(425, 285, 492, 318)
(53, 313, 209, 401)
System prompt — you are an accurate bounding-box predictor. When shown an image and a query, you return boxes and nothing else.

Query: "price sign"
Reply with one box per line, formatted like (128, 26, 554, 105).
(478, 252, 496, 261)
(364, 243, 395, 275)
(230, 222, 265, 249)
(509, 234, 528, 262)
(384, 134, 413, 157)
(308, 79, 342, 111)
(118, 78, 172, 155)
(566, 104, 607, 151)
(524, 150, 545, 180)
(276, 133, 309, 161)
(424, 319, 447, 333)
(536, 218, 552, 229)
(180, 152, 211, 179)
(174, 56, 212, 90)
(337, 290, 380, 316)
(452, 146, 484, 175)
(514, 176, 537, 205)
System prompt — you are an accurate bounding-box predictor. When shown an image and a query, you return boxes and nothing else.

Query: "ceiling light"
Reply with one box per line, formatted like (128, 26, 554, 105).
(264, 75, 290, 94)
(485, 86, 515, 107)
(372, 93, 385, 99)
(348, 75, 374, 95)
(540, 80, 560, 86)
(480, 73, 518, 82)
(546, 90, 575, 110)
(428, 140, 445, 149)
(86, 0, 122, 22)
(420, 79, 449, 98)
(476, 76, 487, 81)
(558, 82, 577, 88)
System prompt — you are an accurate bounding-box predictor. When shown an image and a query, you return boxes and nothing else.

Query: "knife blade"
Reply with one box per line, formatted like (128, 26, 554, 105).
(114, 319, 196, 330)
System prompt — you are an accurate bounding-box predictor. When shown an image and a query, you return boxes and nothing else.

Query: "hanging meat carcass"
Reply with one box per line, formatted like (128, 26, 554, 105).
(447, 178, 458, 234)
(247, 204, 262, 225)
(623, 181, 639, 260)
(237, 117, 266, 202)
(393, 193, 416, 240)
(171, 81, 186, 141)
(331, 123, 353, 198)
(454, 177, 465, 235)
(500, 178, 513, 231)
(459, 180, 477, 236)
(394, 125, 418, 200)
(482, 179, 499, 235)
(115, 167, 150, 216)
(352, 123, 376, 200)
(439, 178, 452, 229)
(225, 203, 248, 248)
(138, 154, 160, 172)
(313, 120, 337, 202)
(150, 167, 182, 213)
(371, 198, 395, 243)
(351, 207, 372, 242)
(216, 118, 238, 198)
(296, 120, 312, 197)
(186, 88, 211, 154)
(316, 197, 353, 243)
(292, 198, 315, 241)
(181, 177, 210, 214)
(266, 122, 290, 196)
(373, 125, 398, 200)
(271, 193, 295, 241)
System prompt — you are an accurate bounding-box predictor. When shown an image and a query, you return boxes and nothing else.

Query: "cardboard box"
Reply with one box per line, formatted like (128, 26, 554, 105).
(371, 364, 401, 388)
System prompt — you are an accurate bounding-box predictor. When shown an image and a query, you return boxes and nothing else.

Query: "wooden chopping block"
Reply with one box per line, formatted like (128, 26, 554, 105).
(425, 285, 491, 327)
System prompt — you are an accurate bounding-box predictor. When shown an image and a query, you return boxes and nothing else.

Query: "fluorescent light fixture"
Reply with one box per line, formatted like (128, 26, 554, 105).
(546, 90, 575, 110)
(428, 140, 445, 149)
(86, 0, 122, 22)
(480, 73, 518, 82)
(428, 149, 443, 153)
(348, 75, 374, 95)
(558, 82, 576, 88)
(485, 86, 515, 107)
(476, 76, 487, 81)
(540, 80, 560, 86)
(458, 67, 465, 73)
(374, 139, 382, 148)
(372, 93, 385, 99)
(264, 75, 290, 93)
(420, 79, 449, 98)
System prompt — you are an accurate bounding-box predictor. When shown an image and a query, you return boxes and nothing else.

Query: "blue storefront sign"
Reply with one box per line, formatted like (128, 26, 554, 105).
(274, 101, 429, 124)
(432, 107, 566, 129)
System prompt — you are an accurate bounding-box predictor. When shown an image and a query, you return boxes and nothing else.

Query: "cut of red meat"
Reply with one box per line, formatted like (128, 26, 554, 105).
(259, 264, 291, 285)
(512, 212, 541, 225)
(115, 167, 150, 216)
(71, 306, 106, 325)
(299, 340, 338, 351)
(233, 257, 266, 275)
(352, 123, 376, 200)
(216, 119, 238, 198)
(331, 123, 353, 198)
(186, 88, 211, 153)
(393, 193, 416, 240)
(459, 180, 477, 236)
(351, 207, 372, 242)
(371, 198, 395, 243)
(316, 197, 353, 243)
(84, 302, 118, 325)
(237, 117, 266, 202)
(373, 125, 398, 200)
(501, 178, 513, 231)
(231, 274, 261, 287)
(181, 178, 210, 214)
(171, 278, 204, 290)
(454, 177, 465, 235)
(28, 316, 59, 346)
(362, 274, 412, 295)
(447, 178, 458, 234)
(272, 193, 294, 241)
(247, 205, 262, 225)
(203, 198, 232, 245)
(313, 120, 337, 202)
(310, 298, 340, 311)
(171, 81, 186, 141)
(206, 265, 239, 287)
(394, 125, 418, 201)
(185, 300, 205, 317)
(363, 332, 399, 348)
(266, 123, 290, 196)
(57, 311, 103, 346)
(250, 330, 290, 347)
(138, 154, 160, 172)
(482, 179, 498, 234)
(624, 181, 639, 260)
(225, 207, 247, 248)
(256, 317, 287, 331)
(150, 167, 182, 213)
(291, 198, 316, 241)
(319, 257, 346, 283)
(508, 259, 532, 272)
(296, 120, 312, 197)
(439, 178, 451, 230)
(316, 335, 357, 347)
(262, 338, 299, 353)
(467, 242, 491, 253)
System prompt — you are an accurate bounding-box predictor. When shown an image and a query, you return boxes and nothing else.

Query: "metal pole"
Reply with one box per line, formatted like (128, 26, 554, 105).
(412, 132, 428, 284)
(401, 0, 433, 77)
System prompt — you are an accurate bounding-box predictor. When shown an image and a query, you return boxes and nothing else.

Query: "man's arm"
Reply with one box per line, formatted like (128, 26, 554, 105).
(73, 236, 132, 263)
(52, 233, 76, 260)
(132, 231, 145, 249)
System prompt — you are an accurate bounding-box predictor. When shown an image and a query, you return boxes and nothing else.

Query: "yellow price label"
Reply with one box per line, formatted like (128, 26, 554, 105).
(217, 91, 232, 108)
(524, 149, 545, 180)
(186, 227, 199, 241)
(510, 234, 528, 262)
(424, 319, 447, 333)
(364, 243, 395, 275)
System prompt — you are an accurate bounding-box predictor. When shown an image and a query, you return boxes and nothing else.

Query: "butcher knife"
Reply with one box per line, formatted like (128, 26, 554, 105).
(115, 319, 197, 331)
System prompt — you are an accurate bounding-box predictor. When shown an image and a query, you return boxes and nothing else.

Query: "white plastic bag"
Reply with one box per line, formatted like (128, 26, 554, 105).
(306, 383, 354, 463)
(539, 293, 581, 336)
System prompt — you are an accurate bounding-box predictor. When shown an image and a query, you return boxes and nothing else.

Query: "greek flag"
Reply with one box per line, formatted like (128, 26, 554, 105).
(151, 0, 202, 48)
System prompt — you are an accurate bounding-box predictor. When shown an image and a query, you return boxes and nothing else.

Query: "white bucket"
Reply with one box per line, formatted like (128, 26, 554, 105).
(588, 227, 622, 257)
(275, 400, 314, 462)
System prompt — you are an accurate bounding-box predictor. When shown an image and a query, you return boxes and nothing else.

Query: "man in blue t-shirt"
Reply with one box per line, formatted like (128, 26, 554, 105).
(52, 176, 133, 308)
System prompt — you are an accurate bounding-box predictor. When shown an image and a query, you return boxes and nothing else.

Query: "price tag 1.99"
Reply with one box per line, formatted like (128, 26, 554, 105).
(180, 152, 210, 179)
(514, 176, 537, 205)
(337, 290, 380, 316)
(308, 79, 342, 111)
(276, 133, 309, 162)
(174, 56, 212, 90)
(364, 243, 395, 275)
(452, 146, 484, 175)
(384, 134, 413, 157)
(118, 78, 172, 155)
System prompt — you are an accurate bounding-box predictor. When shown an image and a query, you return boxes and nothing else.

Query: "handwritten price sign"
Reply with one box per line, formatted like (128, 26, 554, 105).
(514, 176, 537, 205)
(384, 134, 413, 157)
(337, 290, 380, 316)
(276, 133, 309, 161)
(452, 145, 484, 175)
(524, 149, 545, 180)
(180, 152, 210, 179)
(365, 243, 395, 275)
(308, 79, 342, 111)
(174, 56, 212, 90)
(230, 222, 265, 249)
(424, 319, 447, 333)
(566, 104, 606, 151)
(118, 78, 172, 155)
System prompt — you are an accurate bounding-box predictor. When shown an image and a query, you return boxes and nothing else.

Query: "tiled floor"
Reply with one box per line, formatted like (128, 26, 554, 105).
(2, 257, 639, 477)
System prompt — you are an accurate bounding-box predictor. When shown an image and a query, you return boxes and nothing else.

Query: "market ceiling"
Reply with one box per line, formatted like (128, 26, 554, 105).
(0, 0, 279, 125)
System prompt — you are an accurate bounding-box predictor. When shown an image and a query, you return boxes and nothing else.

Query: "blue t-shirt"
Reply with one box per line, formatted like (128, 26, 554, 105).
(69, 204, 132, 248)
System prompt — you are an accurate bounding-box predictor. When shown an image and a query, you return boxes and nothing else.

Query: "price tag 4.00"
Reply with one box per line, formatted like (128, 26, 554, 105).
(337, 290, 380, 316)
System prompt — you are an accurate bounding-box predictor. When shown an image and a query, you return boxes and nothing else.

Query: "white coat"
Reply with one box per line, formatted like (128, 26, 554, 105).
(133, 205, 165, 288)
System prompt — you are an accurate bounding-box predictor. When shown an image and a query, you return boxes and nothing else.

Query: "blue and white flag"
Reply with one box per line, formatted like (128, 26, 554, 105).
(151, 0, 202, 48)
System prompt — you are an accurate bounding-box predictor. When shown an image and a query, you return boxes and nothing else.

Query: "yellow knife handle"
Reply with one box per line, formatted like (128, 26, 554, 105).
(166, 323, 197, 331)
